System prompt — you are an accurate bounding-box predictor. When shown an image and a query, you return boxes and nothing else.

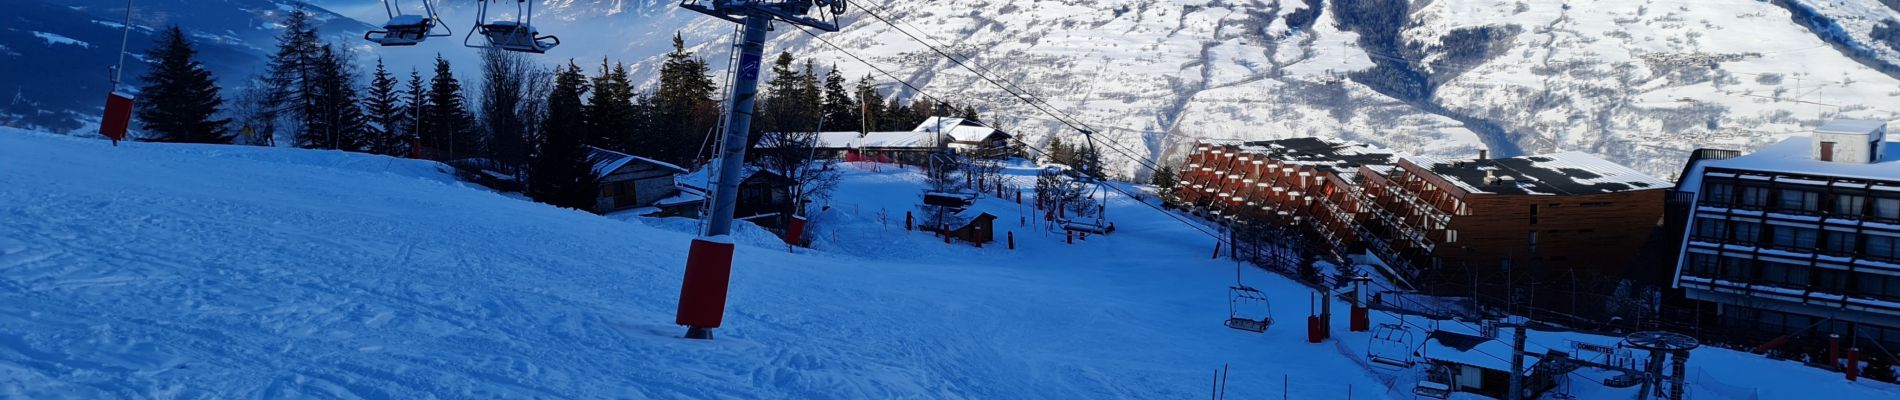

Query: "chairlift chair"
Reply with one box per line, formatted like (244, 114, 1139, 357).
(365, 0, 450, 46)
(1411, 364, 1455, 399)
(468, 0, 560, 53)
(1224, 285, 1273, 333)
(1367, 323, 1417, 370)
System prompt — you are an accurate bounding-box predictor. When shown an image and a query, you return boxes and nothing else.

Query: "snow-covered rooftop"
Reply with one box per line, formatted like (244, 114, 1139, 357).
(813, 130, 942, 149)
(1409, 151, 1671, 196)
(1703, 135, 1900, 182)
(1814, 119, 1888, 136)
(1224, 137, 1400, 180)
(913, 117, 1008, 143)
(1419, 330, 1551, 374)
(588, 146, 686, 178)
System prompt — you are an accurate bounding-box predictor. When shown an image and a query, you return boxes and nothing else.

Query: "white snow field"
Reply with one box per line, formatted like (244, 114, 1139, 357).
(3, 128, 1899, 399)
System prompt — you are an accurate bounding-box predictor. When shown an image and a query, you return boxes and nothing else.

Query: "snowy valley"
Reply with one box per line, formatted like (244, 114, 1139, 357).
(9, 1, 1900, 178)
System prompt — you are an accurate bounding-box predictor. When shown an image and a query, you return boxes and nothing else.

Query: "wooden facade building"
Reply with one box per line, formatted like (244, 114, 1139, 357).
(1175, 138, 1672, 300)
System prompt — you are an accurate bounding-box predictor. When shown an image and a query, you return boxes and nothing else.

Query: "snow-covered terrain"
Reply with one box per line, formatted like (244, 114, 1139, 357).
(15, 1, 1900, 181)
(4, 128, 1898, 398)
(443, 0, 1900, 181)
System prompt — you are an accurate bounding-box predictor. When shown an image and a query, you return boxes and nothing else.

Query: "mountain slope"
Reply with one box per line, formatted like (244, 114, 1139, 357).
(15, 0, 1900, 180)
(0, 0, 368, 132)
(595, 0, 1900, 180)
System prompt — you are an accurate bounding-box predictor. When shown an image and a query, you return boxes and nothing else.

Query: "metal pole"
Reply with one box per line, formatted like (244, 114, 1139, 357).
(1509, 324, 1526, 400)
(677, 11, 770, 340)
(112, 0, 135, 89)
(704, 13, 768, 241)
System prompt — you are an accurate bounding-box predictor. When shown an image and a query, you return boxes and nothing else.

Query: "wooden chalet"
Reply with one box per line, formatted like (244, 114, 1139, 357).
(589, 146, 688, 214)
(1417, 330, 1560, 399)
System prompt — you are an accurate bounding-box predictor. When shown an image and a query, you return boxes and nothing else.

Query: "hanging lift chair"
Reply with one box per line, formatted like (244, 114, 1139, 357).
(1366, 323, 1417, 370)
(365, 0, 450, 46)
(1224, 285, 1273, 333)
(468, 0, 560, 53)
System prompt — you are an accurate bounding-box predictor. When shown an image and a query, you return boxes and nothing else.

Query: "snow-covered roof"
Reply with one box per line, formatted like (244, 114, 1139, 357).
(674, 165, 788, 193)
(1419, 330, 1548, 374)
(1814, 119, 1887, 136)
(588, 146, 686, 178)
(1217, 137, 1401, 181)
(914, 117, 1008, 143)
(1407, 151, 1671, 196)
(814, 130, 942, 149)
(1701, 135, 1900, 182)
(814, 131, 865, 149)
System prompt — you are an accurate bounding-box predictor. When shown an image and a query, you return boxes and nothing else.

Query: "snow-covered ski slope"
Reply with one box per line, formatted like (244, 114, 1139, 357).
(3, 128, 1898, 399)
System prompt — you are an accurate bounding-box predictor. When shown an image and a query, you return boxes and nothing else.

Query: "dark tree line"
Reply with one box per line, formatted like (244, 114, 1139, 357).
(123, 8, 970, 215)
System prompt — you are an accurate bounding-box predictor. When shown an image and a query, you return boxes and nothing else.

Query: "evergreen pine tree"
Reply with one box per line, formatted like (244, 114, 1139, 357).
(1048, 136, 1071, 165)
(261, 5, 321, 144)
(422, 55, 476, 159)
(907, 97, 936, 128)
(528, 62, 600, 210)
(1151, 165, 1177, 191)
(853, 75, 885, 133)
(884, 97, 911, 131)
(795, 60, 822, 130)
(301, 44, 370, 151)
(364, 58, 408, 155)
(652, 33, 720, 165)
(584, 60, 636, 152)
(960, 105, 980, 122)
(135, 26, 231, 143)
(820, 65, 858, 131)
(755, 51, 802, 143)
(403, 68, 427, 157)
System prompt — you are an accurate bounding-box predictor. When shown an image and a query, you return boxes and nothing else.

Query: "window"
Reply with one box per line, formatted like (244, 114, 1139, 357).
(1778, 189, 1820, 212)
(1834, 194, 1866, 216)
(1756, 262, 1808, 287)
(1824, 231, 1859, 254)
(1694, 219, 1729, 241)
(1875, 198, 1900, 220)
(1731, 221, 1762, 243)
(1686, 253, 1719, 276)
(1855, 273, 1900, 300)
(1740, 186, 1771, 208)
(1721, 257, 1753, 281)
(1869, 234, 1900, 260)
(1770, 226, 1819, 249)
(1530, 204, 1540, 225)
(1815, 269, 1848, 292)
(1703, 182, 1735, 205)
